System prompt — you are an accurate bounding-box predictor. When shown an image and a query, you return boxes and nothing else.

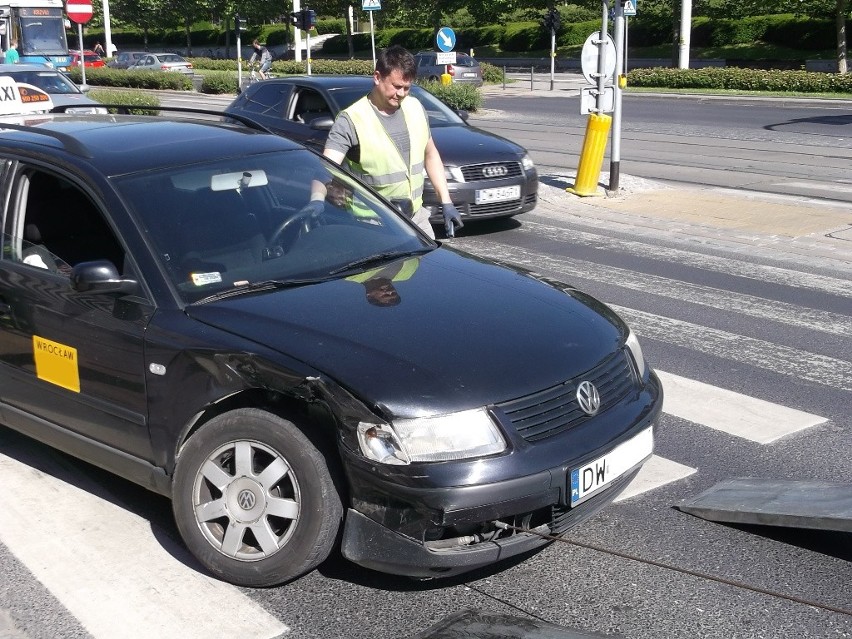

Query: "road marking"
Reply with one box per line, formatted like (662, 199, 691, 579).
(655, 370, 827, 443)
(0, 444, 288, 639)
(452, 240, 852, 336)
(783, 180, 852, 195)
(614, 306, 852, 392)
(616, 454, 697, 502)
(510, 221, 852, 297)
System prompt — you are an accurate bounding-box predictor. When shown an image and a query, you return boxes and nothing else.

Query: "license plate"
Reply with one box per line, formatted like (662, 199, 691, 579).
(463, 72, 477, 78)
(570, 427, 653, 506)
(475, 185, 520, 204)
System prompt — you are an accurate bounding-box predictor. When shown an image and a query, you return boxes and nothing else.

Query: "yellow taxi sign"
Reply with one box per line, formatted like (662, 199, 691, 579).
(0, 75, 54, 115)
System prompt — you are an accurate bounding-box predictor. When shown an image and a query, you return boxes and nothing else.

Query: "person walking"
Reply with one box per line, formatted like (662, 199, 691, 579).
(249, 39, 272, 80)
(93, 42, 105, 57)
(4, 40, 19, 64)
(318, 45, 462, 238)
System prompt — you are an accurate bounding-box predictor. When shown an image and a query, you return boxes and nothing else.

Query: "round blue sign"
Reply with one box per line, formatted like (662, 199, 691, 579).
(436, 27, 456, 53)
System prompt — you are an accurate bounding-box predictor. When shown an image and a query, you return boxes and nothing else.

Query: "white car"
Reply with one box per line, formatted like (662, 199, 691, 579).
(0, 64, 107, 114)
(128, 53, 193, 75)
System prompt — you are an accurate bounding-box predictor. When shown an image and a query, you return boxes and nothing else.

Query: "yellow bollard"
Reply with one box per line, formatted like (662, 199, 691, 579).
(568, 113, 612, 197)
(440, 72, 452, 86)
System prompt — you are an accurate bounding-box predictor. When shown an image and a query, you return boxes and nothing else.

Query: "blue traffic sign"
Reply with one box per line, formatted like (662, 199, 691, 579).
(436, 27, 456, 53)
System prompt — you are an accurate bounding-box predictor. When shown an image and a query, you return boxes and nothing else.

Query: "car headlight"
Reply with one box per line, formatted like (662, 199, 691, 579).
(521, 154, 535, 172)
(357, 408, 506, 465)
(444, 166, 464, 182)
(625, 330, 647, 380)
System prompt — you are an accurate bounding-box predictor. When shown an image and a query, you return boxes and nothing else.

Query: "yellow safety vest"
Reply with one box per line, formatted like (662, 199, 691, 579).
(344, 95, 429, 212)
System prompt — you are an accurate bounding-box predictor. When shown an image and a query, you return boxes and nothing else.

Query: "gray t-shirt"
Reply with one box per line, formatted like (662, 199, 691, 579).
(326, 96, 430, 168)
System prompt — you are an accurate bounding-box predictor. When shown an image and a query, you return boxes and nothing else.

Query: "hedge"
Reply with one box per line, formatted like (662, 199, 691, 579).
(627, 67, 852, 93)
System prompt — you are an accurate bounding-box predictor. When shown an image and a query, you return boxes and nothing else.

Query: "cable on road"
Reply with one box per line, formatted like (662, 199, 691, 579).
(490, 521, 852, 618)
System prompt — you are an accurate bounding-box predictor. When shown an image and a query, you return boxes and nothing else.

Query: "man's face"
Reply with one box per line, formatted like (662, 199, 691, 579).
(372, 68, 411, 112)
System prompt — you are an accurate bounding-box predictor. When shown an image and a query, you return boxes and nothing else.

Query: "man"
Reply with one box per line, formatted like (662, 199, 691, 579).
(319, 45, 462, 238)
(4, 40, 19, 64)
(249, 39, 271, 80)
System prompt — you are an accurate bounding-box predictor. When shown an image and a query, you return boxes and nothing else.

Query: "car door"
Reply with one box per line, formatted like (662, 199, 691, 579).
(0, 163, 155, 461)
(285, 87, 335, 151)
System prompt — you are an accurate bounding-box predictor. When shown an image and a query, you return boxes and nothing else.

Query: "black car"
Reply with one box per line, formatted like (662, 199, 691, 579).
(225, 75, 538, 226)
(107, 50, 147, 69)
(0, 103, 661, 587)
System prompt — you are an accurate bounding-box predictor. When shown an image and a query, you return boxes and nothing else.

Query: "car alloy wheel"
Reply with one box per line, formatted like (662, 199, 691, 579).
(173, 408, 342, 587)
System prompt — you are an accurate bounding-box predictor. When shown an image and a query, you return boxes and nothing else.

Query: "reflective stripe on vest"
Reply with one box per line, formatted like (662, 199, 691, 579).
(344, 95, 428, 212)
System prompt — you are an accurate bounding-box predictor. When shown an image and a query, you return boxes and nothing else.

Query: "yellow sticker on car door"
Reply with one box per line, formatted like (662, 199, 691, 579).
(32, 335, 80, 393)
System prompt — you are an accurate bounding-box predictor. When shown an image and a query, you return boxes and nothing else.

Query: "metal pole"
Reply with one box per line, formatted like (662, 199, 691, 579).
(101, 0, 114, 57)
(503, 66, 506, 90)
(293, 0, 302, 62)
(678, 0, 692, 69)
(78, 23, 86, 87)
(550, 28, 555, 90)
(306, 29, 311, 75)
(610, 0, 625, 191)
(530, 66, 534, 90)
(369, 11, 376, 70)
(596, 2, 609, 114)
(236, 25, 242, 88)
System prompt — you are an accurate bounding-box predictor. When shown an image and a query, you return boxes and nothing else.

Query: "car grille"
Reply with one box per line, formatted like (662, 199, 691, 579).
(496, 349, 637, 443)
(460, 161, 523, 182)
(467, 193, 536, 217)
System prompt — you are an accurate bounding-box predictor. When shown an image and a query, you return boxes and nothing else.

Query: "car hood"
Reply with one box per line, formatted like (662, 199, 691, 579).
(185, 248, 626, 417)
(430, 125, 527, 165)
(47, 93, 100, 108)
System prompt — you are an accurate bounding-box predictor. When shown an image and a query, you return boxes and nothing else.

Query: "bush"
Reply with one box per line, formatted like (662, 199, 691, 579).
(480, 62, 503, 84)
(501, 22, 548, 52)
(557, 20, 599, 47)
(86, 88, 160, 114)
(626, 67, 852, 94)
(418, 81, 482, 112)
(316, 18, 345, 35)
(200, 71, 238, 94)
(67, 67, 193, 91)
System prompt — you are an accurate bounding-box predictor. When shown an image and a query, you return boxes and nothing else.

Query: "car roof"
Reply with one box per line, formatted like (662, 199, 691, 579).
(0, 63, 59, 72)
(262, 75, 374, 91)
(0, 114, 305, 176)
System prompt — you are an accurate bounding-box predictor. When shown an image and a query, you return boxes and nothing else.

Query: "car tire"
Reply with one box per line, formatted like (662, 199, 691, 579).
(172, 408, 342, 587)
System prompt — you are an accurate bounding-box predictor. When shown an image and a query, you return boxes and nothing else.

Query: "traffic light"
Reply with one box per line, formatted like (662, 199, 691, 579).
(234, 14, 247, 38)
(542, 7, 561, 32)
(300, 9, 316, 31)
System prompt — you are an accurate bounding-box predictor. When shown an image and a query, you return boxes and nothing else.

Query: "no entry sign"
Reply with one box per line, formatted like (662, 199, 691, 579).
(66, 0, 93, 24)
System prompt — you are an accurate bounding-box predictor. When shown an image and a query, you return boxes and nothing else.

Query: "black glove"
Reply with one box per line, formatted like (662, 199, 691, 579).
(442, 203, 463, 237)
(300, 199, 325, 218)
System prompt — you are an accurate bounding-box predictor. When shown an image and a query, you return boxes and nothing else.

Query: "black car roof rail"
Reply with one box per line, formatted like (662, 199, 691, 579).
(0, 121, 93, 158)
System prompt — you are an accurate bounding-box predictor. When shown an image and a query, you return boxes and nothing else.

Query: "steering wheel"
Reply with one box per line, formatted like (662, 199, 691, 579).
(267, 207, 325, 250)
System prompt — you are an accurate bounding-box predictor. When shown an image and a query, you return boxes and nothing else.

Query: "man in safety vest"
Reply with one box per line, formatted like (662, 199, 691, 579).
(319, 45, 462, 239)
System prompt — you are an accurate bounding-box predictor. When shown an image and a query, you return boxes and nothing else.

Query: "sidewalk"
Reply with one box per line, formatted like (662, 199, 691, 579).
(531, 171, 852, 268)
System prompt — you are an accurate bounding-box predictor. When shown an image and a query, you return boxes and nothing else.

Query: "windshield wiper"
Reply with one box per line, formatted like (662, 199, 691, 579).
(328, 248, 432, 276)
(192, 277, 330, 305)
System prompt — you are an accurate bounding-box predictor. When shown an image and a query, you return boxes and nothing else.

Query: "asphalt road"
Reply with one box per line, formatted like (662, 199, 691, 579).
(1, 86, 850, 639)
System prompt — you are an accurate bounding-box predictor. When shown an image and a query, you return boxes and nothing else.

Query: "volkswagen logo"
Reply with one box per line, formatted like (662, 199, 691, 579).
(237, 489, 257, 510)
(576, 381, 601, 416)
(482, 164, 508, 178)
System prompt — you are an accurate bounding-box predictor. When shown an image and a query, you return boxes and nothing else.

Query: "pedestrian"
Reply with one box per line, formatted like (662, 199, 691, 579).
(5, 39, 19, 64)
(93, 42, 105, 56)
(318, 45, 462, 238)
(249, 39, 271, 80)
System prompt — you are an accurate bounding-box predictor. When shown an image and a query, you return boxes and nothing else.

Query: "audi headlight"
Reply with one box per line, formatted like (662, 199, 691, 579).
(357, 408, 506, 465)
(521, 154, 535, 172)
(625, 330, 647, 380)
(444, 166, 465, 182)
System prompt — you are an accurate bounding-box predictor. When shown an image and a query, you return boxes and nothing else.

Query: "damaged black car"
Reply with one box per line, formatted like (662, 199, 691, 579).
(0, 108, 662, 587)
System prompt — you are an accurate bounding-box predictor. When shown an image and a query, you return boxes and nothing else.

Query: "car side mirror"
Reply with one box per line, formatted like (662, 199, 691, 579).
(72, 260, 138, 295)
(455, 109, 469, 122)
(310, 116, 334, 131)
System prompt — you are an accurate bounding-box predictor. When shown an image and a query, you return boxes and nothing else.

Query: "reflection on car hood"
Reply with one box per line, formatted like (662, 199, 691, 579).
(185, 248, 626, 416)
(431, 125, 527, 165)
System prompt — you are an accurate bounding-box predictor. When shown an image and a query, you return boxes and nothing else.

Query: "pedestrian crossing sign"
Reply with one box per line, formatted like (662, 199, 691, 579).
(624, 0, 637, 15)
(361, 0, 381, 10)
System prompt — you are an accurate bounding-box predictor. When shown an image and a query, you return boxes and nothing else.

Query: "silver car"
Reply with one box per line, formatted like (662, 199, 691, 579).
(0, 64, 107, 114)
(128, 53, 194, 75)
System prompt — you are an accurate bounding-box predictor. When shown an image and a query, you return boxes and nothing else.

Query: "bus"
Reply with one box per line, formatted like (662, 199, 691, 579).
(0, 0, 72, 70)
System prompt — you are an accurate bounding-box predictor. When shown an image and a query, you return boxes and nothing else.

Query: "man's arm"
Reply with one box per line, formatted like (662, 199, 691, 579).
(424, 137, 451, 204)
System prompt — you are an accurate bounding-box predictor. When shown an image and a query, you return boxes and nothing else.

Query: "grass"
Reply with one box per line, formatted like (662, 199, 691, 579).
(625, 86, 852, 99)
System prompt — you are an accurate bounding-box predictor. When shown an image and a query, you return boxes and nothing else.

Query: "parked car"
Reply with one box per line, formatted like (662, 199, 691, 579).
(225, 75, 537, 226)
(0, 87, 661, 587)
(0, 64, 106, 113)
(128, 52, 193, 75)
(414, 51, 483, 86)
(69, 50, 105, 68)
(107, 50, 147, 70)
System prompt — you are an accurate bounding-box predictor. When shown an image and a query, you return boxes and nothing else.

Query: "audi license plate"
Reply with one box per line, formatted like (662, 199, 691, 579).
(569, 427, 653, 506)
(475, 185, 520, 205)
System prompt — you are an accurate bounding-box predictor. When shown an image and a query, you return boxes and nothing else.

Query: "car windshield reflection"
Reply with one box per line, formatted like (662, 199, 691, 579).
(115, 149, 433, 304)
(328, 85, 466, 128)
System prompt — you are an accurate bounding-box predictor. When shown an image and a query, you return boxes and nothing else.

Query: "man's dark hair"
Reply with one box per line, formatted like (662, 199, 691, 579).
(376, 45, 416, 81)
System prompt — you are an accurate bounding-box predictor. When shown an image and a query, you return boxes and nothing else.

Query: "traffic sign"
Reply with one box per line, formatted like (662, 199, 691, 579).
(624, 0, 637, 16)
(361, 0, 381, 10)
(436, 27, 456, 53)
(65, 0, 93, 24)
(580, 31, 616, 86)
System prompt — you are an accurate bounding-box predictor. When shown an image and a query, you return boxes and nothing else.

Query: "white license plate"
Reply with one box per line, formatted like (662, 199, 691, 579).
(475, 185, 520, 204)
(463, 72, 477, 78)
(570, 427, 653, 506)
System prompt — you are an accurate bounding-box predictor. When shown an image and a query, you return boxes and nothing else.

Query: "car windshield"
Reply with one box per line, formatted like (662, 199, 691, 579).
(1, 71, 80, 94)
(328, 85, 466, 127)
(114, 148, 433, 304)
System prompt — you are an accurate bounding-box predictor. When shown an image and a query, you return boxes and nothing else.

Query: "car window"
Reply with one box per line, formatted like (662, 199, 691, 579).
(290, 89, 331, 124)
(113, 150, 430, 304)
(3, 170, 125, 277)
(327, 86, 465, 128)
(162, 55, 183, 63)
(237, 83, 290, 117)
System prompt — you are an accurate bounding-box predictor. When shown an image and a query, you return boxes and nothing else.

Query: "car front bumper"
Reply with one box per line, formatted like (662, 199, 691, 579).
(339, 372, 662, 578)
(424, 171, 539, 223)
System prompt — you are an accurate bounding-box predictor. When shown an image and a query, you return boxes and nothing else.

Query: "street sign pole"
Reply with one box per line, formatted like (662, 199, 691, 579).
(369, 11, 375, 70)
(66, 0, 94, 87)
(610, 0, 625, 191)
